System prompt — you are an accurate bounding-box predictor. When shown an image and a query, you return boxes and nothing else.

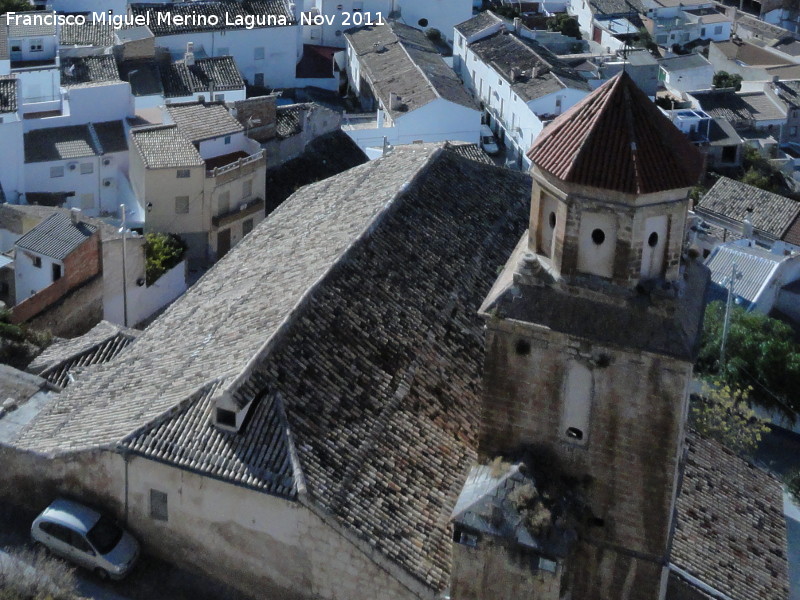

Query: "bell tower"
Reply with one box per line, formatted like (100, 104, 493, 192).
(458, 73, 709, 600)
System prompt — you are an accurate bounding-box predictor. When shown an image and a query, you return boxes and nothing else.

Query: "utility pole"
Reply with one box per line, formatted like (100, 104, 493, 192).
(720, 262, 742, 367)
(119, 203, 129, 328)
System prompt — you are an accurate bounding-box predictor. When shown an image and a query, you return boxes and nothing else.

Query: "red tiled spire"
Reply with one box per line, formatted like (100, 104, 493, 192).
(527, 71, 704, 195)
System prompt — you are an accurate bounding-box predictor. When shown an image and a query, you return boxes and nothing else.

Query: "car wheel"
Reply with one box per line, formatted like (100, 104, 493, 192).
(94, 568, 110, 581)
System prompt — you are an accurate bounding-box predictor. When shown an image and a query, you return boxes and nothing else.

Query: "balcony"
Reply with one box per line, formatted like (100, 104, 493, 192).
(206, 150, 265, 183)
(212, 197, 264, 228)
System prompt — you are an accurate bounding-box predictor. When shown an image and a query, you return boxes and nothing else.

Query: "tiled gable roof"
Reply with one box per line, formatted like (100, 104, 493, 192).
(589, 0, 644, 16)
(24, 125, 96, 163)
(130, 0, 295, 35)
(467, 30, 590, 103)
(454, 10, 503, 37)
(672, 432, 790, 600)
(276, 104, 302, 138)
(24, 121, 126, 163)
(528, 71, 703, 194)
(16, 145, 531, 593)
(696, 176, 800, 239)
(161, 56, 244, 98)
(60, 20, 115, 47)
(345, 22, 478, 118)
(129, 124, 203, 169)
(166, 102, 244, 142)
(6, 11, 56, 37)
(15, 212, 97, 260)
(28, 321, 138, 389)
(0, 78, 17, 114)
(61, 55, 120, 88)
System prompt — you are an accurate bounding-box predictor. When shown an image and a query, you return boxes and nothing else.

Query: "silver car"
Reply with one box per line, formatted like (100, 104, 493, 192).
(31, 499, 140, 580)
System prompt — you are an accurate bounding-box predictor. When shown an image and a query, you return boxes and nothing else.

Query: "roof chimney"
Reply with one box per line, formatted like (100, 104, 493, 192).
(185, 42, 195, 66)
(513, 17, 522, 34)
(743, 208, 754, 239)
(70, 207, 81, 224)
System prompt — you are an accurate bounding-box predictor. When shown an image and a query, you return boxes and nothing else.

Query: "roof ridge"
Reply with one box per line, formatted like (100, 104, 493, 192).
(392, 23, 445, 105)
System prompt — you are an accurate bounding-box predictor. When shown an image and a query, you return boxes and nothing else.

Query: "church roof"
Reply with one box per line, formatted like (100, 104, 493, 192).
(671, 432, 790, 600)
(13, 144, 532, 593)
(527, 71, 703, 195)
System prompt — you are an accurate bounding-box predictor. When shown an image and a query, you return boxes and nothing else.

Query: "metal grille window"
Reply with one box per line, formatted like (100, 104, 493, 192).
(80, 162, 93, 174)
(177, 169, 190, 178)
(150, 489, 168, 521)
(50, 166, 64, 178)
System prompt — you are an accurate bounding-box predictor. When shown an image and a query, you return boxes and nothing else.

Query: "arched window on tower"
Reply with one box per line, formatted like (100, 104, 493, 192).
(640, 215, 668, 279)
(537, 193, 559, 259)
(560, 361, 593, 446)
(577, 212, 617, 278)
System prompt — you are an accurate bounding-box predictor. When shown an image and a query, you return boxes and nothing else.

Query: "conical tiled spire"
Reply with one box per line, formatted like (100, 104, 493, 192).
(527, 71, 703, 195)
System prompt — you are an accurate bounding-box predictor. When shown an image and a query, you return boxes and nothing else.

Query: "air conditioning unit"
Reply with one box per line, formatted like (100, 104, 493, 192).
(102, 178, 115, 188)
(67, 162, 78, 171)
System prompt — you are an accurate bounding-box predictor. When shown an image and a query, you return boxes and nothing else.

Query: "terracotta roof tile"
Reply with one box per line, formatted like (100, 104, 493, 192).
(672, 432, 790, 600)
(527, 71, 704, 195)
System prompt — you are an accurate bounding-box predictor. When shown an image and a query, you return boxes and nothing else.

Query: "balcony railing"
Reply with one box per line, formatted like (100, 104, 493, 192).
(206, 150, 265, 178)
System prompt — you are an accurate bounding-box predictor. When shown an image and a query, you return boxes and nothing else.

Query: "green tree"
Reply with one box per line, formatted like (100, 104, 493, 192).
(690, 379, 769, 455)
(741, 167, 774, 191)
(0, 0, 33, 14)
(546, 13, 581, 40)
(697, 301, 800, 417)
(712, 70, 743, 91)
(144, 233, 187, 285)
(633, 27, 657, 52)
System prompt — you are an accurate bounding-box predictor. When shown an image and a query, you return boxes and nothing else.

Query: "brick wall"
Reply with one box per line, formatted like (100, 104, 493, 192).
(11, 232, 101, 324)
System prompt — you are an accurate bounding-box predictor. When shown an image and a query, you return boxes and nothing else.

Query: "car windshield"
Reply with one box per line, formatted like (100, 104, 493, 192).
(86, 516, 123, 554)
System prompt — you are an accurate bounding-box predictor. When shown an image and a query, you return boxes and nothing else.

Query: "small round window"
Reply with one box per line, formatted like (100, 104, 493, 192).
(648, 232, 659, 247)
(591, 228, 605, 245)
(335, 29, 342, 37)
(549, 212, 556, 228)
(418, 18, 428, 27)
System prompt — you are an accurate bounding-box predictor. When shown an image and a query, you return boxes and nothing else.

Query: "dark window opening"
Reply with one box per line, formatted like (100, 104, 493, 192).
(52, 264, 62, 281)
(702, 248, 711, 259)
(216, 408, 237, 428)
(418, 18, 428, 27)
(149, 489, 168, 522)
(721, 145, 737, 163)
(566, 427, 584, 440)
(515, 339, 531, 355)
(591, 229, 605, 245)
(648, 232, 658, 247)
(548, 211, 556, 228)
(32, 256, 42, 268)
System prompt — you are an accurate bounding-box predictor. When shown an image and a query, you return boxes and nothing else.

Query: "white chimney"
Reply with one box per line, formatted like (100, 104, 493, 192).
(743, 209, 754, 239)
(185, 42, 195, 66)
(70, 207, 81, 224)
(513, 17, 522, 34)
